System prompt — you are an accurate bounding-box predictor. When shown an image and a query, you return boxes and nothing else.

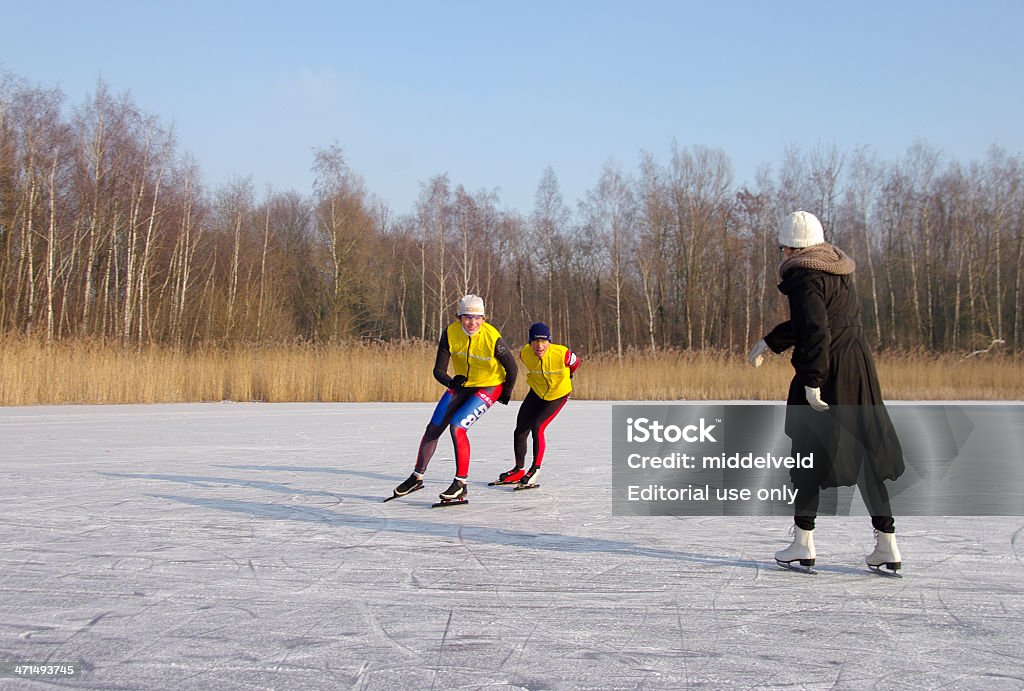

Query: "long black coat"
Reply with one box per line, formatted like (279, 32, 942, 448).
(764, 267, 904, 489)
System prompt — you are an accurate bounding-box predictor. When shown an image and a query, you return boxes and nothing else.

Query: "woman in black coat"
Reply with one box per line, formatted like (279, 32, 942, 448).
(748, 211, 905, 576)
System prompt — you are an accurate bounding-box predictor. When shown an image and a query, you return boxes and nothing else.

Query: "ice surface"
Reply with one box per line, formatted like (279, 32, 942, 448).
(1, 401, 1022, 689)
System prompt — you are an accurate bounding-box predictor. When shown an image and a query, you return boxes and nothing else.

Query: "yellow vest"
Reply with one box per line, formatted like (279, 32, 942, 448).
(520, 343, 573, 401)
(447, 321, 506, 387)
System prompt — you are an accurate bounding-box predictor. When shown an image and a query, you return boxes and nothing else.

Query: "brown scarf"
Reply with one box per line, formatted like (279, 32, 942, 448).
(778, 243, 856, 281)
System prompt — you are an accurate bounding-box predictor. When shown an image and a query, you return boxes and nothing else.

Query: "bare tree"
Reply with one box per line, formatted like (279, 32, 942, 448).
(637, 152, 670, 353)
(808, 144, 844, 236)
(312, 144, 376, 340)
(416, 174, 453, 339)
(581, 160, 638, 360)
(531, 166, 571, 322)
(846, 148, 884, 345)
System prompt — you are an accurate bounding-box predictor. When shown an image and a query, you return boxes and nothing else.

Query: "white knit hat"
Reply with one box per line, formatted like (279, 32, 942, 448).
(457, 294, 485, 316)
(778, 210, 825, 248)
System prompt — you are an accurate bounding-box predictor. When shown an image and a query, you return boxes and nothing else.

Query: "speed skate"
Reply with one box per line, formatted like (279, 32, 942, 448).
(513, 467, 540, 491)
(432, 498, 469, 508)
(433, 478, 468, 508)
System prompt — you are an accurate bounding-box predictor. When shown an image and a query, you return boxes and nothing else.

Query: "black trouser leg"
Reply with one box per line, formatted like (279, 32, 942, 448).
(792, 465, 896, 533)
(792, 471, 820, 532)
(858, 466, 895, 533)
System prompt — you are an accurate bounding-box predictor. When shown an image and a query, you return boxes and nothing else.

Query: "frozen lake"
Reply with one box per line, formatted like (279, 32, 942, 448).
(1, 401, 1022, 689)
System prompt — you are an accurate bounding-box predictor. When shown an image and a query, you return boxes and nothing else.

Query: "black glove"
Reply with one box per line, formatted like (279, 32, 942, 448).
(449, 375, 467, 390)
(498, 387, 512, 405)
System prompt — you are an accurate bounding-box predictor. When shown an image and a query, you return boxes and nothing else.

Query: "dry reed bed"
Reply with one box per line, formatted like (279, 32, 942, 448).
(1, 339, 1021, 405)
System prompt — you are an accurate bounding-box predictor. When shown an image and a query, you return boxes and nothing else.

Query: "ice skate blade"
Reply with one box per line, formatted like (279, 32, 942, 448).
(868, 564, 903, 578)
(383, 484, 423, 502)
(488, 479, 518, 486)
(775, 559, 817, 575)
(513, 483, 540, 491)
(432, 498, 469, 508)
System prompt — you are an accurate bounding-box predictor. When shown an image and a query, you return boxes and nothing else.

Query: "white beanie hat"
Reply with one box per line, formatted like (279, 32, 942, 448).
(457, 294, 485, 316)
(778, 210, 825, 248)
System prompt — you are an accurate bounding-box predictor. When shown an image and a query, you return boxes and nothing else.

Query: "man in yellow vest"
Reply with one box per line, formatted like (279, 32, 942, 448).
(491, 322, 580, 490)
(389, 294, 517, 506)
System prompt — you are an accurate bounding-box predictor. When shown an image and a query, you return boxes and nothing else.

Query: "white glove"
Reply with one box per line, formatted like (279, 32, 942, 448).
(804, 386, 829, 412)
(747, 339, 770, 368)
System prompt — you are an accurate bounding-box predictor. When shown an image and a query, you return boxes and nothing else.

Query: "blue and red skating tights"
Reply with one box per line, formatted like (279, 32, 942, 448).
(414, 384, 502, 478)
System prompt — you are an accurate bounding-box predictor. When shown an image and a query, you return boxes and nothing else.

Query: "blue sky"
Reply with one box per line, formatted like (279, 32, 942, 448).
(3, 2, 1022, 215)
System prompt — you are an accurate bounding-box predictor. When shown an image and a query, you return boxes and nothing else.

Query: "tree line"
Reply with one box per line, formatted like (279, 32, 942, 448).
(2, 72, 1022, 355)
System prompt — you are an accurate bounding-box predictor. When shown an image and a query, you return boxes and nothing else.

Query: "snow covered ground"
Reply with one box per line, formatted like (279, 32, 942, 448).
(1, 401, 1022, 689)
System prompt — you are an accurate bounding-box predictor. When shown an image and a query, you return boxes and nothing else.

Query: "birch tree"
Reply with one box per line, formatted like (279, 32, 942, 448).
(531, 166, 571, 322)
(581, 161, 637, 360)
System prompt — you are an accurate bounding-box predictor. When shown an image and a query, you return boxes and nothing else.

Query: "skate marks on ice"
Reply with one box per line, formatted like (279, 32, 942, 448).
(148, 491, 765, 572)
(1012, 524, 1024, 568)
(102, 471, 361, 505)
(2, 402, 1023, 688)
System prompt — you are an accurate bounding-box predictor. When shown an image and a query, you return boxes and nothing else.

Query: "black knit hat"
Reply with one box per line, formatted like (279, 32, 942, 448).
(528, 322, 551, 341)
